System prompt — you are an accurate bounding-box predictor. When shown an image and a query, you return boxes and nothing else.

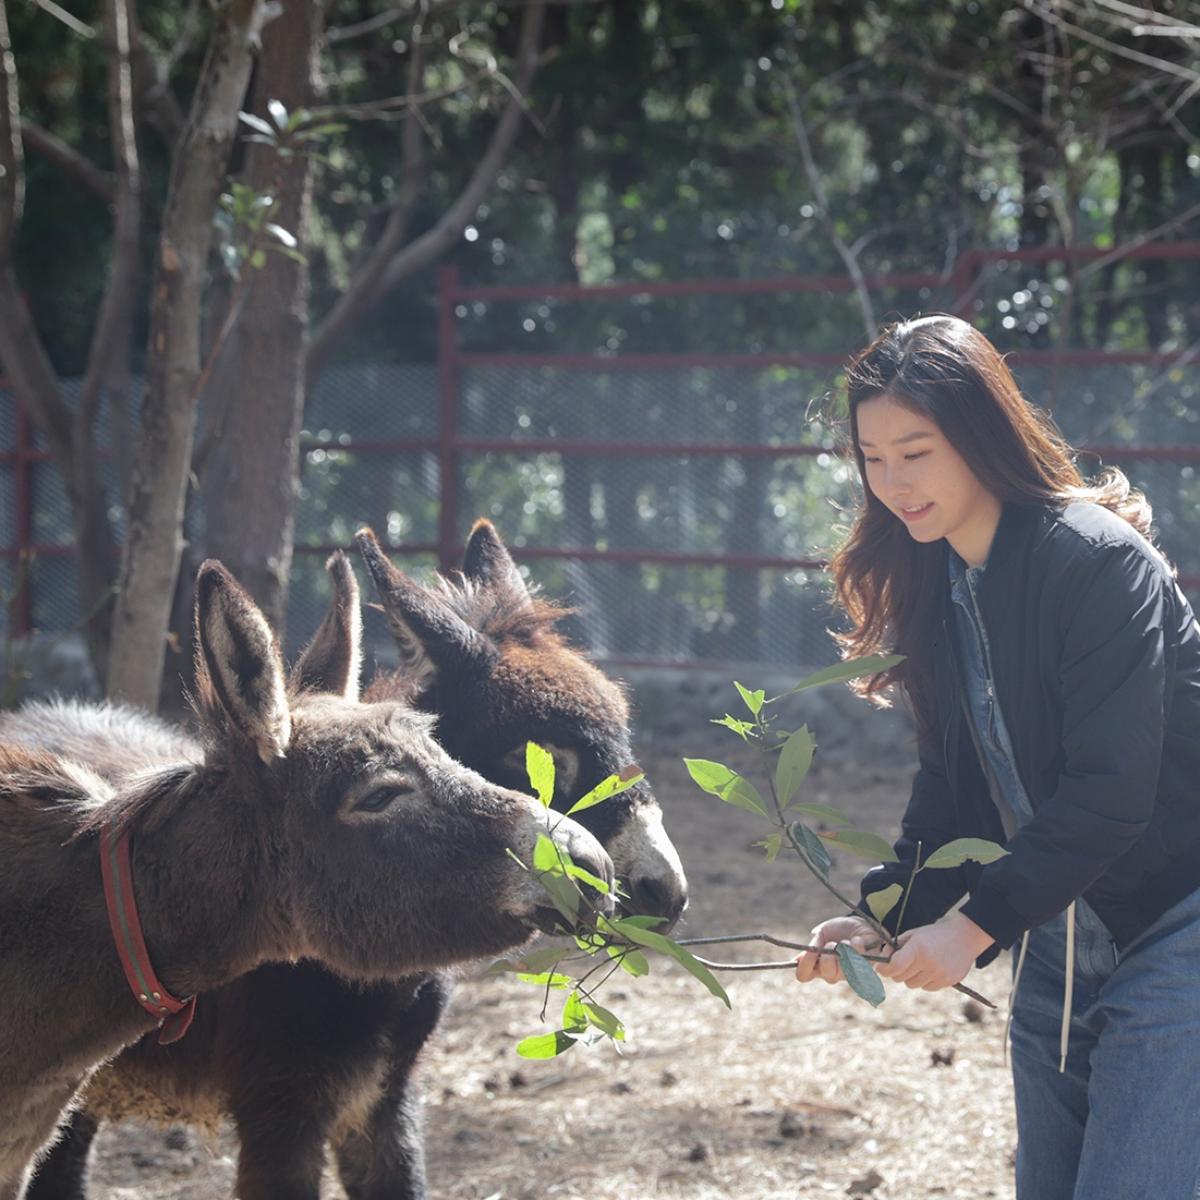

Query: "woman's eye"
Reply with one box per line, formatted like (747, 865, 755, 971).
(904, 451, 929, 461)
(355, 785, 411, 814)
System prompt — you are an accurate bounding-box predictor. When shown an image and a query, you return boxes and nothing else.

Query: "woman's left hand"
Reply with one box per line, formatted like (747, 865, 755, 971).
(874, 911, 995, 991)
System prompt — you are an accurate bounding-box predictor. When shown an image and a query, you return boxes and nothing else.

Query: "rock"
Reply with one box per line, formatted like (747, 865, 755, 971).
(847, 1169, 885, 1195)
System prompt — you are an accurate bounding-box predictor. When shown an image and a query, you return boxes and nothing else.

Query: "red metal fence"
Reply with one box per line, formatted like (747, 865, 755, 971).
(4, 242, 1200, 659)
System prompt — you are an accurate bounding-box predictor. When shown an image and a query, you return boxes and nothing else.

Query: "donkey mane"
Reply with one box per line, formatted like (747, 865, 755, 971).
(73, 763, 199, 840)
(432, 572, 575, 648)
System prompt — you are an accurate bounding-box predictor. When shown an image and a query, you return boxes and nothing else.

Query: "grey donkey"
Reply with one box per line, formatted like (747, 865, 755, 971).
(0, 553, 612, 1200)
(25, 523, 685, 1200)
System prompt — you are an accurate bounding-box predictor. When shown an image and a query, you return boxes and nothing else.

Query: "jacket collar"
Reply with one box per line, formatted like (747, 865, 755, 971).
(974, 500, 1050, 579)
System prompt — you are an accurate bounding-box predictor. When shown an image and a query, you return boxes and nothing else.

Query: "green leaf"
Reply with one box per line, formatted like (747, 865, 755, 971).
(531, 834, 579, 923)
(516, 1031, 576, 1058)
(711, 714, 755, 740)
(517, 972, 573, 989)
(766, 653, 904, 702)
(683, 758, 736, 795)
(789, 802, 854, 827)
(574, 931, 606, 953)
(608, 946, 650, 976)
(734, 681, 766, 715)
(775, 726, 816, 806)
(836, 943, 885, 1007)
(790, 821, 832, 880)
(608, 918, 730, 1008)
(720, 775, 769, 818)
(865, 883, 903, 924)
(683, 758, 767, 816)
(526, 742, 556, 807)
(238, 111, 275, 136)
(615, 914, 667, 929)
(565, 765, 644, 816)
(268, 98, 289, 130)
(249, 248, 267, 270)
(565, 862, 610, 894)
(562, 991, 589, 1033)
(582, 1000, 626, 1040)
(819, 829, 899, 863)
(486, 946, 569, 975)
(755, 833, 783, 862)
(922, 838, 1010, 870)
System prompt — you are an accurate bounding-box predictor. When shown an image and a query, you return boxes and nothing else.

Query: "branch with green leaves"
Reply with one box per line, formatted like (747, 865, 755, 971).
(493, 743, 733, 1059)
(689, 653, 1005, 1009)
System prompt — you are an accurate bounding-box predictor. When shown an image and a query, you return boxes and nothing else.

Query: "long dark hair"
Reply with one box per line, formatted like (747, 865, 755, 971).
(830, 314, 1153, 731)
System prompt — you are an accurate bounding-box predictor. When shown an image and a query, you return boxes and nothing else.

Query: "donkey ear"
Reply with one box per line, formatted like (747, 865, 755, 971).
(462, 518, 531, 606)
(194, 561, 291, 763)
(289, 551, 362, 701)
(355, 527, 495, 690)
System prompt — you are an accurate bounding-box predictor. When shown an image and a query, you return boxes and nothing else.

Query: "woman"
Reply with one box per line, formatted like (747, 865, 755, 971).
(794, 314, 1200, 1199)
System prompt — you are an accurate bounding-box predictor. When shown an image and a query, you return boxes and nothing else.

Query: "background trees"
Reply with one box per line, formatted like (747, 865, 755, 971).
(3, 0, 1198, 701)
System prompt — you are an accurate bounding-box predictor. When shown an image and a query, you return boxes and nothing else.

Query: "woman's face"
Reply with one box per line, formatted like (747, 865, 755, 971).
(856, 393, 1002, 567)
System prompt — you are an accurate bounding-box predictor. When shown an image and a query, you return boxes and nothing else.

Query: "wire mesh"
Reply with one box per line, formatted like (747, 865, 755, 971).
(4, 307, 1200, 666)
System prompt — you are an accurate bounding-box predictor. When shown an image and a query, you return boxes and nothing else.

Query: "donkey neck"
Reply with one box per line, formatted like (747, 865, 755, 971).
(99, 760, 299, 1001)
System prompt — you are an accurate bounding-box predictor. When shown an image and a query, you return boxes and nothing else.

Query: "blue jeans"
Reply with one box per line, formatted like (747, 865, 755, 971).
(1009, 886, 1200, 1199)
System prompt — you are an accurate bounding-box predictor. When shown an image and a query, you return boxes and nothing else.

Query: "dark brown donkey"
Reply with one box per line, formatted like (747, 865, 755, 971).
(26, 522, 687, 1200)
(0, 553, 613, 1200)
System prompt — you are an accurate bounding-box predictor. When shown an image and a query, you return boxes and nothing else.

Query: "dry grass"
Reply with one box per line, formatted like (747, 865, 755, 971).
(87, 752, 1018, 1200)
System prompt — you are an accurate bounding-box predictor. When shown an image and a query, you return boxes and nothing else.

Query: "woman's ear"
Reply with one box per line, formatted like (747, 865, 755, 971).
(193, 560, 291, 763)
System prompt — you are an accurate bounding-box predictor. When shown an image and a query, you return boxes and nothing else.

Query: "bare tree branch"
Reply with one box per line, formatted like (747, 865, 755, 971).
(18, 117, 115, 201)
(1026, 0, 1200, 86)
(325, 0, 596, 45)
(79, 0, 141, 435)
(784, 80, 876, 342)
(29, 0, 95, 39)
(308, 0, 545, 379)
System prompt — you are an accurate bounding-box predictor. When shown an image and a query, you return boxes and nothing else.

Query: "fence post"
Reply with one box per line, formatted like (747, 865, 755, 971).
(951, 250, 981, 317)
(437, 265, 460, 574)
(12, 399, 33, 636)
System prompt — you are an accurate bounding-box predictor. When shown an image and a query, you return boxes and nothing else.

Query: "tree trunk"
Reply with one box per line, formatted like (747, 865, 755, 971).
(200, 0, 322, 632)
(107, 0, 271, 709)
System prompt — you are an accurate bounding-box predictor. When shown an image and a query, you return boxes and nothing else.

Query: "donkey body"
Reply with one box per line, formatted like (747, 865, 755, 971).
(27, 523, 687, 1200)
(1, 554, 611, 1200)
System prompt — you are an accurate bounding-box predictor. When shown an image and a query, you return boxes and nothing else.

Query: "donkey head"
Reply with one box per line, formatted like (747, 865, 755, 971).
(356, 523, 689, 929)
(191, 554, 614, 980)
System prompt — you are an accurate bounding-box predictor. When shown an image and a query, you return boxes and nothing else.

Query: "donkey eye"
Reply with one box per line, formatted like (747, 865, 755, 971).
(355, 784, 413, 814)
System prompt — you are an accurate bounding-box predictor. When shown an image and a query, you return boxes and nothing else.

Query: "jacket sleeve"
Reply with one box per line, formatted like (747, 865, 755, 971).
(858, 717, 968, 936)
(959, 541, 1167, 949)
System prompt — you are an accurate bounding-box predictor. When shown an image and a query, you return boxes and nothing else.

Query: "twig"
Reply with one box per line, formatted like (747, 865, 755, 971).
(680, 934, 995, 1007)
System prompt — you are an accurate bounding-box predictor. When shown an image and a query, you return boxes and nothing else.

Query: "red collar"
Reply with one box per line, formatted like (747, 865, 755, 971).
(99, 823, 197, 1045)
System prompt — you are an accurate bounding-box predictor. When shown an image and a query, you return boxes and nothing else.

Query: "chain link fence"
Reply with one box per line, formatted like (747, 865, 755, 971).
(4, 253, 1200, 672)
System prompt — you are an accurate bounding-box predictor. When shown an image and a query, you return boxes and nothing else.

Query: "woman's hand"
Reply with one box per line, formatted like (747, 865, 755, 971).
(874, 911, 994, 991)
(794, 915, 885, 984)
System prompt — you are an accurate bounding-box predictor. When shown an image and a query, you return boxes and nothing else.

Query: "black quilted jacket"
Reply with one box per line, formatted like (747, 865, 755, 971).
(859, 499, 1200, 958)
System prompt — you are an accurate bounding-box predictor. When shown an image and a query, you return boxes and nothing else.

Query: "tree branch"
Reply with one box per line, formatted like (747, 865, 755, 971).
(308, 1, 545, 380)
(784, 80, 876, 342)
(79, 0, 142, 436)
(18, 118, 115, 201)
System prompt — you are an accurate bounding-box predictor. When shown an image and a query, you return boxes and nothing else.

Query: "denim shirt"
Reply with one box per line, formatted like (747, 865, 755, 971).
(947, 550, 1113, 964)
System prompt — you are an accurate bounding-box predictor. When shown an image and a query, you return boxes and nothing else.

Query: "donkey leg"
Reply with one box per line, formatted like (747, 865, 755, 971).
(230, 1104, 330, 1200)
(335, 975, 453, 1200)
(22, 1111, 100, 1200)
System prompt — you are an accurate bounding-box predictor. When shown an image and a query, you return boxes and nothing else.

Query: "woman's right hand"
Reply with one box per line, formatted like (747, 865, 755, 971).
(794, 915, 884, 984)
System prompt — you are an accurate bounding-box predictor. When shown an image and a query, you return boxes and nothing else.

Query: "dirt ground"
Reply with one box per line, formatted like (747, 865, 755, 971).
(86, 741, 1018, 1200)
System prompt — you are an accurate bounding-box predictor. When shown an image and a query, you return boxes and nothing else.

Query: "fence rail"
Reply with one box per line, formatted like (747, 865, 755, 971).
(4, 243, 1200, 666)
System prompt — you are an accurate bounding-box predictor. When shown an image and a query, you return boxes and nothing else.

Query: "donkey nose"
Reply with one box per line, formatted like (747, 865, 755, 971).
(626, 875, 688, 931)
